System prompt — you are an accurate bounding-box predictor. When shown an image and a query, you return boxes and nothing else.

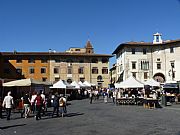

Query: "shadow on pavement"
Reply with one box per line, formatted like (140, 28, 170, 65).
(0, 124, 26, 130)
(65, 112, 84, 117)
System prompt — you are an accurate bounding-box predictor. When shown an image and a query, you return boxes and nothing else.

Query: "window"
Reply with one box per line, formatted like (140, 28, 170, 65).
(132, 62, 136, 69)
(144, 72, 148, 79)
(54, 67, 59, 74)
(55, 78, 60, 82)
(68, 67, 72, 74)
(55, 59, 61, 63)
(156, 36, 159, 42)
(16, 67, 22, 74)
(157, 58, 160, 61)
(42, 77, 47, 82)
(170, 47, 174, 53)
(97, 75, 103, 81)
(28, 58, 35, 63)
(141, 61, 149, 70)
(92, 67, 98, 74)
(41, 67, 46, 74)
(102, 58, 108, 63)
(78, 67, 84, 74)
(132, 72, 136, 78)
(157, 63, 161, 69)
(66, 59, 73, 63)
(29, 67, 34, 74)
(41, 59, 48, 63)
(143, 48, 147, 54)
(92, 58, 98, 63)
(171, 62, 175, 68)
(75, 49, 80, 51)
(79, 59, 84, 63)
(132, 48, 135, 54)
(102, 67, 108, 74)
(16, 57, 22, 63)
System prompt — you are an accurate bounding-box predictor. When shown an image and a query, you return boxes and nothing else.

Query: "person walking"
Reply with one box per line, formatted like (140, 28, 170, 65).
(30, 91, 37, 114)
(40, 91, 46, 116)
(59, 96, 66, 117)
(89, 90, 93, 104)
(2, 91, 14, 120)
(103, 91, 108, 103)
(51, 93, 59, 117)
(113, 90, 117, 104)
(21, 93, 31, 118)
(34, 92, 43, 120)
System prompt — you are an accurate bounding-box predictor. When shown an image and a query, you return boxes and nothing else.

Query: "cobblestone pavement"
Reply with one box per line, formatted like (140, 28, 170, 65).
(1, 97, 180, 135)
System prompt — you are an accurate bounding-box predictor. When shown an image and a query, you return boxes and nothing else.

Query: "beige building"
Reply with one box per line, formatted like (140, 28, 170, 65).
(112, 33, 180, 83)
(0, 41, 112, 88)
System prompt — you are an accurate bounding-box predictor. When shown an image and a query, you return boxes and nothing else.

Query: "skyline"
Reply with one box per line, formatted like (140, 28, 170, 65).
(1, 0, 180, 65)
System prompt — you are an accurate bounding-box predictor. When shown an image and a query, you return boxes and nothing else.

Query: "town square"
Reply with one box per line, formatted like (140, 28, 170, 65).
(1, 0, 180, 135)
(1, 97, 180, 135)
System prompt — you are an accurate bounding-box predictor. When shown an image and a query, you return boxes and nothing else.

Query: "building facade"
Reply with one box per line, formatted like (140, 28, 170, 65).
(0, 41, 112, 88)
(113, 33, 180, 83)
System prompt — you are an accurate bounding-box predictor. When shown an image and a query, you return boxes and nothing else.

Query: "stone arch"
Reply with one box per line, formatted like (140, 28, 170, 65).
(153, 73, 165, 83)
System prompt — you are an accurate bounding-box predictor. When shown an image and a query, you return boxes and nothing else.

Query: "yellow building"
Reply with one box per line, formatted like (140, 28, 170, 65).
(0, 41, 112, 88)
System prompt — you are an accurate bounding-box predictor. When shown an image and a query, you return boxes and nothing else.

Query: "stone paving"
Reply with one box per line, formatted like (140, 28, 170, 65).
(1, 97, 180, 135)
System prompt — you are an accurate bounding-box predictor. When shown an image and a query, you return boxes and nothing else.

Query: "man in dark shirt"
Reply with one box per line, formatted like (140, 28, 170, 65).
(21, 93, 31, 118)
(52, 93, 59, 117)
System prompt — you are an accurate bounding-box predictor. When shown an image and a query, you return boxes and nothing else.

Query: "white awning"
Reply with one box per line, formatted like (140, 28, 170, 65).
(3, 78, 51, 87)
(115, 76, 144, 88)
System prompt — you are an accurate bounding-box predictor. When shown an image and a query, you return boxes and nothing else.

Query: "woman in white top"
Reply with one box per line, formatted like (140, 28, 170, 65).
(30, 91, 37, 113)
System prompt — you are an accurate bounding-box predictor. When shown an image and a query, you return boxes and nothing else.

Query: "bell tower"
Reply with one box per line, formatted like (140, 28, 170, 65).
(85, 40, 94, 54)
(153, 32, 163, 44)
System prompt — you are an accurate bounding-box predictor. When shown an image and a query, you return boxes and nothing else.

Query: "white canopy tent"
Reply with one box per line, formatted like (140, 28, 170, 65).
(2, 78, 51, 98)
(49, 80, 66, 89)
(50, 80, 75, 96)
(144, 79, 160, 87)
(115, 76, 144, 89)
(71, 81, 80, 89)
(83, 81, 91, 87)
(3, 78, 51, 87)
(78, 81, 87, 88)
(50, 80, 70, 96)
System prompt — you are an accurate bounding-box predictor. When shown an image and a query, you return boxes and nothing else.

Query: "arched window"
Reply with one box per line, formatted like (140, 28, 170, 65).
(97, 75, 103, 81)
(67, 79, 72, 83)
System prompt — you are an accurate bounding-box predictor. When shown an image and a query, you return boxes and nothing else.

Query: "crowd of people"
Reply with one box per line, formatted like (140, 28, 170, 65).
(0, 90, 67, 120)
(0, 87, 162, 120)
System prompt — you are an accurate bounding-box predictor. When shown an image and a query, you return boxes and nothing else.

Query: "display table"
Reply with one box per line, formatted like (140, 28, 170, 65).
(143, 98, 158, 109)
(116, 98, 135, 105)
(116, 97, 144, 105)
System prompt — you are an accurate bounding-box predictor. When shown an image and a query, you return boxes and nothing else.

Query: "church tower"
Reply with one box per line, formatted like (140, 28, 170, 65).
(85, 40, 94, 54)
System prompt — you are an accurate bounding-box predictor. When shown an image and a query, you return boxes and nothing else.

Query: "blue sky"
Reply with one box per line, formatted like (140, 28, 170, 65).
(1, 0, 180, 65)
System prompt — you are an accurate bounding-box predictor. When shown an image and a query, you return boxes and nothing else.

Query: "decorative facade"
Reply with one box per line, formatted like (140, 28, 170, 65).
(113, 33, 180, 83)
